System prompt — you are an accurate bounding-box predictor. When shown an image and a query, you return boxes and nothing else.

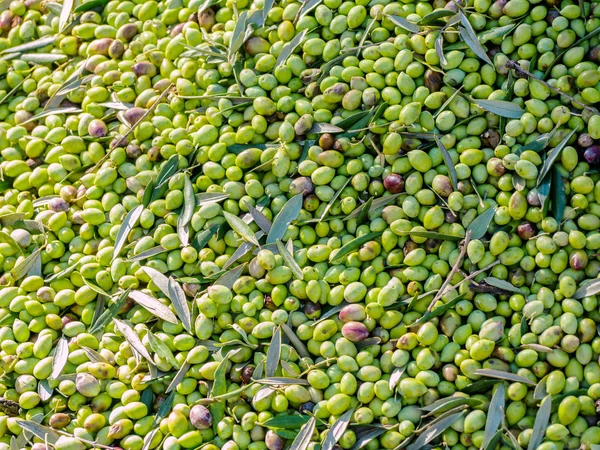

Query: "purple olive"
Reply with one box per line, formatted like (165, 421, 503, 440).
(517, 222, 536, 240)
(131, 62, 157, 77)
(49, 197, 69, 213)
(424, 69, 442, 92)
(198, 7, 216, 30)
(304, 301, 321, 319)
(289, 177, 314, 197)
(189, 405, 212, 430)
(88, 119, 108, 137)
(383, 173, 405, 193)
(265, 430, 285, 450)
(578, 133, 594, 148)
(341, 322, 370, 342)
(431, 175, 453, 197)
(481, 130, 501, 149)
(126, 144, 142, 159)
(583, 145, 600, 165)
(123, 108, 146, 125)
(339, 304, 366, 323)
(49, 413, 71, 429)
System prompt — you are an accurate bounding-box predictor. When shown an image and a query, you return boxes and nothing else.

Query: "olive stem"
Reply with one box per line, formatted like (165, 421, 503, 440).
(426, 230, 472, 312)
(506, 60, 600, 116)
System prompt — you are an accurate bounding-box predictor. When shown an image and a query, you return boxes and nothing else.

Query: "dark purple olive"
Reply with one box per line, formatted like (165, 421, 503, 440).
(241, 365, 255, 384)
(339, 304, 366, 323)
(126, 144, 142, 159)
(424, 69, 442, 92)
(383, 173, 405, 193)
(0, 11, 14, 31)
(300, 402, 315, 413)
(131, 62, 157, 77)
(517, 222, 536, 240)
(48, 198, 69, 213)
(263, 295, 276, 311)
(590, 46, 600, 64)
(190, 405, 212, 430)
(27, 158, 42, 169)
(578, 133, 594, 148)
(304, 301, 321, 319)
(88, 119, 108, 137)
(583, 145, 600, 165)
(570, 250, 588, 270)
(341, 322, 369, 342)
(481, 130, 501, 149)
(265, 430, 285, 450)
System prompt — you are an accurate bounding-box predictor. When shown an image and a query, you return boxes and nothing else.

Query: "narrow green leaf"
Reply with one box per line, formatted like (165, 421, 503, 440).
(210, 352, 233, 431)
(421, 397, 482, 415)
(266, 326, 281, 378)
(336, 110, 370, 131)
(113, 318, 154, 363)
(130, 246, 167, 262)
(538, 171, 551, 215)
(166, 362, 191, 394)
(536, 128, 577, 186)
(483, 277, 523, 294)
(228, 10, 249, 60)
(281, 323, 310, 358)
(73, 0, 109, 12)
(398, 230, 463, 241)
(322, 409, 354, 450)
(528, 396, 551, 450)
(147, 332, 180, 369)
(223, 211, 260, 246)
(113, 205, 143, 262)
(155, 155, 180, 188)
(59, 0, 74, 31)
(466, 206, 497, 240)
(330, 231, 383, 264)
(214, 263, 247, 289)
(351, 428, 386, 450)
(533, 375, 548, 401)
(19, 53, 68, 64)
(267, 194, 303, 244)
(129, 290, 178, 324)
(195, 192, 229, 206)
(80, 346, 108, 363)
(50, 337, 69, 380)
(457, 12, 492, 66)
(254, 377, 310, 386)
(0, 231, 23, 255)
(262, 414, 311, 429)
(406, 412, 464, 450)
(504, 430, 523, 450)
(473, 99, 524, 119)
(245, 202, 272, 233)
(37, 380, 53, 401)
(10, 247, 42, 281)
(15, 421, 59, 445)
(142, 180, 154, 207)
(89, 288, 130, 334)
(320, 177, 350, 223)
(386, 14, 420, 33)
(276, 240, 303, 280)
(223, 240, 258, 270)
(419, 9, 456, 25)
(82, 277, 111, 297)
(177, 174, 195, 246)
(0, 36, 55, 54)
(550, 165, 566, 222)
(412, 294, 466, 326)
(482, 383, 505, 449)
(192, 225, 221, 253)
(389, 366, 406, 392)
(289, 417, 316, 450)
(344, 194, 400, 221)
(573, 278, 600, 299)
(309, 123, 344, 134)
(474, 369, 536, 386)
(276, 29, 308, 68)
(142, 267, 192, 334)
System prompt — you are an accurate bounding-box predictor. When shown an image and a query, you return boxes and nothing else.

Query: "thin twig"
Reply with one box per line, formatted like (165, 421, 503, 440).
(427, 230, 472, 312)
(506, 60, 600, 115)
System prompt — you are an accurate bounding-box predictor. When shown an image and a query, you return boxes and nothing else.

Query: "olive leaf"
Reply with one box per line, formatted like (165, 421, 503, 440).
(295, 0, 322, 22)
(267, 194, 303, 244)
(16, 53, 67, 64)
(276, 29, 308, 68)
(281, 323, 310, 358)
(113, 318, 154, 364)
(573, 278, 600, 299)
(482, 277, 523, 294)
(457, 12, 492, 66)
(289, 417, 316, 450)
(389, 366, 406, 392)
(50, 337, 69, 380)
(536, 128, 576, 186)
(245, 202, 272, 233)
(80, 346, 108, 363)
(550, 165, 566, 222)
(59, 0, 74, 31)
(320, 177, 351, 223)
(521, 344, 552, 353)
(129, 290, 178, 325)
(419, 9, 456, 25)
(472, 99, 524, 119)
(82, 277, 111, 297)
(474, 369, 536, 386)
(528, 395, 551, 450)
(130, 246, 167, 262)
(210, 351, 234, 431)
(228, 9, 249, 61)
(254, 377, 310, 386)
(147, 332, 180, 369)
(512, 174, 526, 191)
(411, 294, 465, 326)
(214, 262, 247, 288)
(330, 231, 383, 264)
(386, 14, 420, 34)
(406, 411, 464, 450)
(0, 213, 26, 226)
(533, 375, 548, 401)
(266, 326, 281, 378)
(113, 204, 144, 262)
(0, 36, 55, 54)
(10, 246, 42, 281)
(537, 171, 551, 215)
(336, 110, 370, 131)
(551, 389, 587, 408)
(0, 232, 23, 255)
(166, 362, 191, 394)
(223, 239, 260, 270)
(195, 192, 230, 206)
(344, 194, 400, 221)
(15, 421, 59, 445)
(422, 397, 482, 417)
(504, 430, 523, 450)
(37, 380, 53, 402)
(351, 427, 386, 450)
(433, 86, 462, 119)
(73, 0, 110, 12)
(177, 174, 195, 246)
(482, 382, 505, 449)
(262, 414, 311, 429)
(89, 287, 130, 334)
(223, 211, 260, 246)
(543, 27, 600, 80)
(192, 225, 221, 253)
(309, 123, 344, 134)
(276, 240, 303, 280)
(322, 408, 354, 450)
(466, 205, 497, 240)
